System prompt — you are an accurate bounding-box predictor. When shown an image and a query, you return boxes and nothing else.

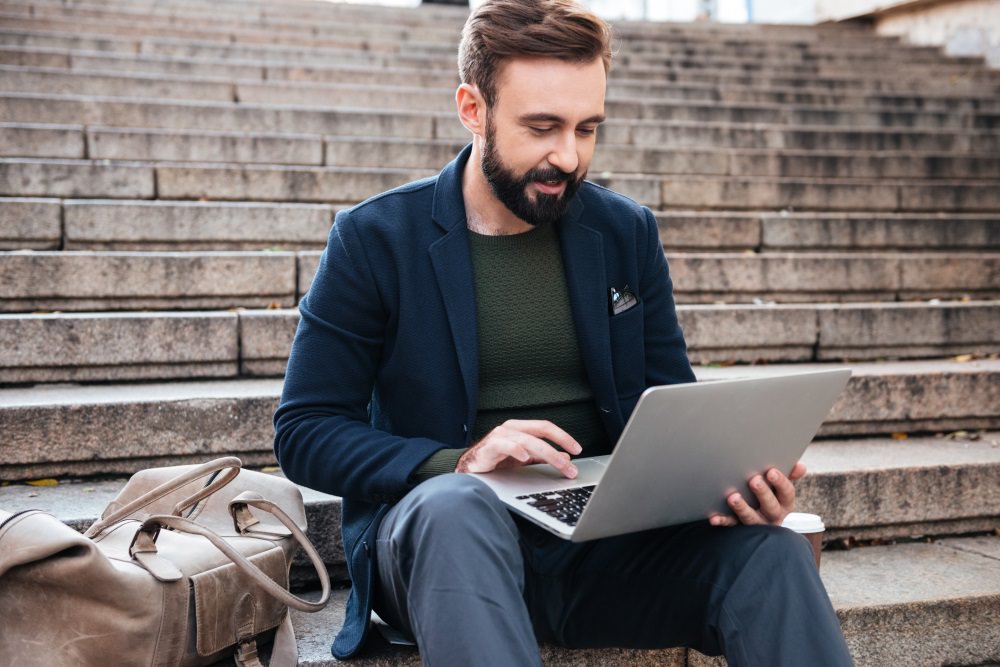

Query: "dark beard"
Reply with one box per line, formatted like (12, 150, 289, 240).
(480, 124, 583, 227)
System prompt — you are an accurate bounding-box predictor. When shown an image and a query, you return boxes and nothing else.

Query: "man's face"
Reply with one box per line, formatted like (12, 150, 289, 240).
(479, 57, 606, 227)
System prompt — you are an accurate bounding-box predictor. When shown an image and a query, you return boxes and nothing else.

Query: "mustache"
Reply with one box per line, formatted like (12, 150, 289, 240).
(524, 166, 575, 183)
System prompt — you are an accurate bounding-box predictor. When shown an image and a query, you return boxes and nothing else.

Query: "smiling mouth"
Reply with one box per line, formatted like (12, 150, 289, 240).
(534, 179, 567, 196)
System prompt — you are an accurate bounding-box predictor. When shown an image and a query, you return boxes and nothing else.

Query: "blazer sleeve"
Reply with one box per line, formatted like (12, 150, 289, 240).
(273, 210, 444, 503)
(639, 207, 697, 387)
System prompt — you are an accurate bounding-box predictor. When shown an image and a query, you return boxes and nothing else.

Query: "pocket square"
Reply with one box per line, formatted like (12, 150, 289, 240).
(608, 285, 638, 316)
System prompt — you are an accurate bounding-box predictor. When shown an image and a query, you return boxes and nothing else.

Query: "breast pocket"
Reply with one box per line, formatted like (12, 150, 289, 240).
(608, 302, 645, 402)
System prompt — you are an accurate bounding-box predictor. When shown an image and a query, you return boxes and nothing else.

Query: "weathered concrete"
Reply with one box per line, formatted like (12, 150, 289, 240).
(654, 211, 762, 251)
(0, 250, 297, 311)
(899, 253, 1000, 300)
(658, 176, 901, 211)
(88, 126, 324, 165)
(799, 434, 1000, 539)
(666, 253, 901, 303)
(679, 305, 818, 363)
(0, 157, 154, 198)
(0, 311, 239, 383)
(155, 163, 432, 203)
(0, 121, 84, 158)
(817, 301, 1000, 360)
(697, 359, 1000, 436)
(63, 199, 334, 250)
(240, 308, 300, 376)
(759, 212, 1000, 250)
(0, 378, 281, 479)
(0, 93, 439, 139)
(0, 63, 235, 101)
(0, 196, 61, 249)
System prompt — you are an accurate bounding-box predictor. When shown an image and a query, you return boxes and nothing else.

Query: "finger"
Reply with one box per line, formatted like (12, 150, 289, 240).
(750, 474, 784, 524)
(788, 461, 807, 481)
(504, 420, 582, 455)
(708, 513, 738, 527)
(513, 434, 578, 478)
(727, 492, 764, 525)
(766, 468, 797, 512)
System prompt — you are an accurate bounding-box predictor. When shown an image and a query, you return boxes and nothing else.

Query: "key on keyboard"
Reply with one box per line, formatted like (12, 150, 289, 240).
(516, 486, 596, 527)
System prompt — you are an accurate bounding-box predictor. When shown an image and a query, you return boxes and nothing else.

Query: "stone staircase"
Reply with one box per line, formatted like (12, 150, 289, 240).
(1, 0, 999, 665)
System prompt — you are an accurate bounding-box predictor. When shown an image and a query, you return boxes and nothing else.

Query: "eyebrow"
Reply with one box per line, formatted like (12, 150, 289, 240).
(519, 113, 607, 126)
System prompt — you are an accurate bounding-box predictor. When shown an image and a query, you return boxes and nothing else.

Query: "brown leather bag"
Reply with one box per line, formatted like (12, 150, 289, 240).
(0, 457, 331, 667)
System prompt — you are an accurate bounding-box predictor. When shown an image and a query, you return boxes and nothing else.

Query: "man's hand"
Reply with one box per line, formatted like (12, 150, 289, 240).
(709, 462, 807, 527)
(456, 420, 582, 479)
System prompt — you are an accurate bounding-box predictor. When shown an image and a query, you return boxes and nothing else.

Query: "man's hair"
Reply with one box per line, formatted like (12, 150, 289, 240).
(458, 0, 613, 108)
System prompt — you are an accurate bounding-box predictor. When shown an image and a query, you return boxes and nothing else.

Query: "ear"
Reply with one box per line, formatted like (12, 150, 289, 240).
(456, 83, 487, 137)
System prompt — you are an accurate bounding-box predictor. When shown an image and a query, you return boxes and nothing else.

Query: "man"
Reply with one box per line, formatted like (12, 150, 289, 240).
(274, 1, 854, 665)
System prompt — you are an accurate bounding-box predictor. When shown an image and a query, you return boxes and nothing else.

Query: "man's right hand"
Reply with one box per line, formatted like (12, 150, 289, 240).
(455, 419, 582, 479)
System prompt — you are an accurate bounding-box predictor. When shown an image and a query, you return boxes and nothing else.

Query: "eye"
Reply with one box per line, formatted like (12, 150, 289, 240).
(576, 126, 598, 137)
(529, 126, 553, 135)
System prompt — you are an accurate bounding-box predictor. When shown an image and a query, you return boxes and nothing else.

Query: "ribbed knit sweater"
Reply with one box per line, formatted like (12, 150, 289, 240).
(414, 223, 610, 480)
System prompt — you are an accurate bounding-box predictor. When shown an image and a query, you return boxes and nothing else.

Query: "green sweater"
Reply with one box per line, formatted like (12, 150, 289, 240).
(414, 224, 609, 480)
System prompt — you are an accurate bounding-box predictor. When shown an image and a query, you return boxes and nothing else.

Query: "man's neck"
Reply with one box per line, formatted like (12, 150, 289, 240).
(461, 140, 534, 236)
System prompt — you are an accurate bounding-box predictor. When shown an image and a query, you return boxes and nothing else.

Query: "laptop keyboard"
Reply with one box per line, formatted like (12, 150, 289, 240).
(516, 485, 596, 527)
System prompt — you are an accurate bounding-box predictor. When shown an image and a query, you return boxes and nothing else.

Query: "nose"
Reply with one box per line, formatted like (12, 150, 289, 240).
(547, 131, 579, 175)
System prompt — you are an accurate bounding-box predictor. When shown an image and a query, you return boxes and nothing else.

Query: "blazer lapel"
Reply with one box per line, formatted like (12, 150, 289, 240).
(558, 197, 620, 426)
(429, 147, 479, 434)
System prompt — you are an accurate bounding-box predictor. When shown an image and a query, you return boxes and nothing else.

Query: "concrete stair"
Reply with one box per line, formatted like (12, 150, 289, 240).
(1, 0, 998, 665)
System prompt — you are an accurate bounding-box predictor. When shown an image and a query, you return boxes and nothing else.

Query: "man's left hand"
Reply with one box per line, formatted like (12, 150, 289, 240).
(709, 462, 806, 527)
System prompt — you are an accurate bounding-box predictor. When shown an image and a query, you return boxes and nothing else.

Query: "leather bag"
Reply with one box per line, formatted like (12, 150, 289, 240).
(0, 457, 331, 667)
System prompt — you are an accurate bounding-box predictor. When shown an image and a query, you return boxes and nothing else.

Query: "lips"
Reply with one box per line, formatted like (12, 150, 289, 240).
(533, 179, 567, 196)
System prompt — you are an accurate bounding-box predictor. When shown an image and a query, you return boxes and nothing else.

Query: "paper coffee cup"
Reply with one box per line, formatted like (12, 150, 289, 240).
(782, 512, 825, 568)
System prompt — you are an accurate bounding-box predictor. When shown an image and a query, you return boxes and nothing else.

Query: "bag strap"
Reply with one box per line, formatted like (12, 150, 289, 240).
(84, 457, 242, 538)
(133, 492, 331, 613)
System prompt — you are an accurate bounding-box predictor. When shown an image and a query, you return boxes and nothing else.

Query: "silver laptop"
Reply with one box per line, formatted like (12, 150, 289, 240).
(470, 369, 851, 542)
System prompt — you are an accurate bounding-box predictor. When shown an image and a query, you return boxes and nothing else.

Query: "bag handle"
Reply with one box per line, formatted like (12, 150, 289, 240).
(85, 457, 242, 538)
(133, 492, 331, 613)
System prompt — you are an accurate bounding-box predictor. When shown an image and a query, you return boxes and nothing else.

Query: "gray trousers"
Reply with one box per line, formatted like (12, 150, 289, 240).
(374, 474, 854, 667)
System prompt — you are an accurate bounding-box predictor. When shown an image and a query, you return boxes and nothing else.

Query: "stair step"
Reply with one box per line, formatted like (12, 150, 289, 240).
(6, 156, 1000, 211)
(5, 64, 1000, 130)
(2, 433, 997, 560)
(2, 360, 998, 479)
(5, 44, 997, 113)
(6, 198, 999, 253)
(8, 123, 1000, 181)
(1, 250, 298, 312)
(0, 249, 1000, 314)
(6, 91, 1000, 155)
(0, 475, 996, 665)
(2, 301, 998, 382)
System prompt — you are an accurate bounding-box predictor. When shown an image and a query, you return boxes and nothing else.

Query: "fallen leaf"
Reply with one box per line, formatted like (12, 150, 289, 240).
(891, 432, 909, 440)
(945, 430, 970, 440)
(26, 479, 58, 487)
(952, 354, 974, 362)
(260, 466, 281, 473)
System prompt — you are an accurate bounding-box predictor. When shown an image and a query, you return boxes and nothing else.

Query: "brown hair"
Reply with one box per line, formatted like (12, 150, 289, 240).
(458, 0, 613, 108)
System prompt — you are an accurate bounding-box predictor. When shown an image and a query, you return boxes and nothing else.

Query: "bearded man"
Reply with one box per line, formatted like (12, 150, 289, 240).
(274, 1, 854, 665)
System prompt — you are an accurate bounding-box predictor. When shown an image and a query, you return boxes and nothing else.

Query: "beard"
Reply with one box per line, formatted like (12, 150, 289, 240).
(480, 122, 584, 227)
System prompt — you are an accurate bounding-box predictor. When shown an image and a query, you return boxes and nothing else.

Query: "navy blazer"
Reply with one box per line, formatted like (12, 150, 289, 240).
(273, 145, 695, 658)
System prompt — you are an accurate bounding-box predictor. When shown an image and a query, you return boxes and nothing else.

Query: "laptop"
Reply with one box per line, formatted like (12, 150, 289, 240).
(470, 369, 851, 542)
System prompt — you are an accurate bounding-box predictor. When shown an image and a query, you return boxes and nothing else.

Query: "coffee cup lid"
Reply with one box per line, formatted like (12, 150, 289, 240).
(781, 512, 825, 533)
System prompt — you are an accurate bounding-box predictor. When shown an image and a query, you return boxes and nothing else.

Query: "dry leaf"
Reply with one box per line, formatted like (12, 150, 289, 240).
(891, 432, 909, 440)
(952, 354, 974, 362)
(260, 466, 281, 473)
(26, 479, 58, 487)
